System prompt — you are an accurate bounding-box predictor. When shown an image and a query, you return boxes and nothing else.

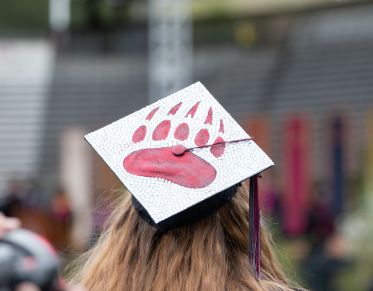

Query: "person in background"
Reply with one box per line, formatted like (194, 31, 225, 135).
(0, 213, 40, 291)
(301, 182, 350, 291)
(0, 211, 20, 236)
(50, 187, 73, 250)
(0, 179, 23, 217)
(0, 212, 84, 291)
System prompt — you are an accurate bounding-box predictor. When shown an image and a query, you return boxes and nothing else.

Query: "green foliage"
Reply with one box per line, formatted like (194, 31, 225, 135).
(0, 0, 130, 33)
(0, 0, 49, 32)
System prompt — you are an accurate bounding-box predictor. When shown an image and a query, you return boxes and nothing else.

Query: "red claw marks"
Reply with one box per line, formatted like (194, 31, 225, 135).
(123, 101, 226, 188)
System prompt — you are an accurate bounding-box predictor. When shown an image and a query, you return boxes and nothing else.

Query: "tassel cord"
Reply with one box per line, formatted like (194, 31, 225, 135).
(249, 175, 261, 277)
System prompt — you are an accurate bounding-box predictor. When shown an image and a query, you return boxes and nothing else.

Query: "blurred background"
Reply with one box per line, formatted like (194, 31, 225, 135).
(0, 0, 373, 290)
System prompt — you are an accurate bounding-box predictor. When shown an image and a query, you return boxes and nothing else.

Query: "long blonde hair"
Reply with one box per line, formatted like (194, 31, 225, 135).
(71, 184, 294, 290)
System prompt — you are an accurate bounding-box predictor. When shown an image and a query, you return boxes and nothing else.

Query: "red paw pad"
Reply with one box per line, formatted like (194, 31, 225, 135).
(210, 136, 225, 158)
(174, 123, 189, 141)
(153, 120, 171, 141)
(123, 147, 216, 188)
(132, 125, 147, 143)
(195, 129, 209, 147)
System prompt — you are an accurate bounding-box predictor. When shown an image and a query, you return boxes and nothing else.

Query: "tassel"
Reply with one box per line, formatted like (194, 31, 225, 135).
(249, 174, 261, 277)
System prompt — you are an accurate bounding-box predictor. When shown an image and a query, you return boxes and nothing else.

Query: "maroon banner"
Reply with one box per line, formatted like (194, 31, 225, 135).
(282, 115, 311, 236)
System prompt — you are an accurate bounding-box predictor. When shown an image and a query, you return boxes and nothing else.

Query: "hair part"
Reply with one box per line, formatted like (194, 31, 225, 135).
(70, 184, 295, 291)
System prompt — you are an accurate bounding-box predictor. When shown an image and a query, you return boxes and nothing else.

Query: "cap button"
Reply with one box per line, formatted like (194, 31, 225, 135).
(172, 144, 187, 156)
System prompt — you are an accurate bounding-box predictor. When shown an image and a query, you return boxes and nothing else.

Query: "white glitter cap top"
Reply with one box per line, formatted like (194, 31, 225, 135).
(85, 82, 274, 224)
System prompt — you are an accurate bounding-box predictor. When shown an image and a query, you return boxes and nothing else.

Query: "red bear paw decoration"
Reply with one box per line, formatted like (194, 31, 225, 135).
(123, 102, 226, 188)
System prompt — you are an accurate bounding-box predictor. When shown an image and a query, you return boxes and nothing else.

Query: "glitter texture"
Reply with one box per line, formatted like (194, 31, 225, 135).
(85, 82, 274, 223)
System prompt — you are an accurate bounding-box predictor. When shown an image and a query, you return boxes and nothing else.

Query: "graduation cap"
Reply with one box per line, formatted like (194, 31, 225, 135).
(85, 82, 273, 276)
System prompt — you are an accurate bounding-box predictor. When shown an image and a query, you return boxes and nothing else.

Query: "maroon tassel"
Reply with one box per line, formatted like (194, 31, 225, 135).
(249, 175, 260, 277)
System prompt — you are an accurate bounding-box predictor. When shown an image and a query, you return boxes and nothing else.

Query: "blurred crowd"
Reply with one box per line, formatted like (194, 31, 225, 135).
(1, 1, 373, 290)
(0, 179, 72, 252)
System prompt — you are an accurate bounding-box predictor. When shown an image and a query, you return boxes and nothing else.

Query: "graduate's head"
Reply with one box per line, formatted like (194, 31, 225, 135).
(75, 83, 297, 290)
(74, 185, 292, 291)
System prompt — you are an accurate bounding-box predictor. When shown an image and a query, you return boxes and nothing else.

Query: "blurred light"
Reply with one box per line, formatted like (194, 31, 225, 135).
(234, 21, 257, 47)
(49, 0, 70, 32)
